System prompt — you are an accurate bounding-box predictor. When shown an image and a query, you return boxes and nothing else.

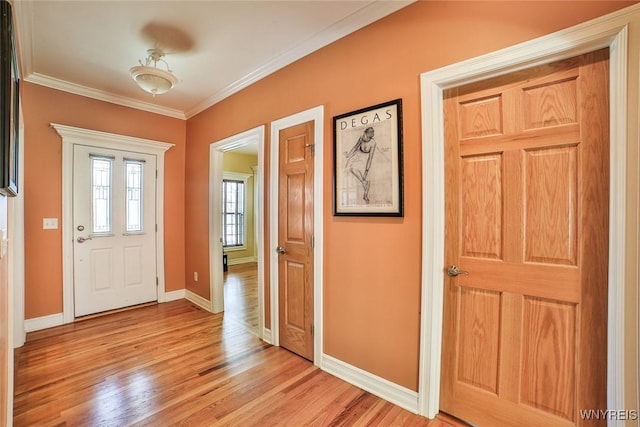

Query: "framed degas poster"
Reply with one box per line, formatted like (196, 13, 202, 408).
(333, 99, 403, 216)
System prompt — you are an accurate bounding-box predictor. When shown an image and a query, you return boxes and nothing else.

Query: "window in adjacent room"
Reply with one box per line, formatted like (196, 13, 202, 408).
(222, 172, 250, 250)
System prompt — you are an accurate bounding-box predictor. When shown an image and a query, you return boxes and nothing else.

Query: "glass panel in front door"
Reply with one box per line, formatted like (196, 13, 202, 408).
(91, 157, 113, 234)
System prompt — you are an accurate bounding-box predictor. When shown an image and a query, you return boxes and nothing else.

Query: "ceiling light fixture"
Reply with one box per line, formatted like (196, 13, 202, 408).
(129, 48, 178, 96)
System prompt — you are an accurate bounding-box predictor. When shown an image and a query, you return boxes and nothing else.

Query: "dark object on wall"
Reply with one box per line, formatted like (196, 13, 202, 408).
(0, 0, 19, 196)
(333, 99, 403, 216)
(223, 253, 228, 272)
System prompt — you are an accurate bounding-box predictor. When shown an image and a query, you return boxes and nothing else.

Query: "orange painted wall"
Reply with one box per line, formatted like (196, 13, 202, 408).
(185, 1, 636, 391)
(21, 82, 186, 319)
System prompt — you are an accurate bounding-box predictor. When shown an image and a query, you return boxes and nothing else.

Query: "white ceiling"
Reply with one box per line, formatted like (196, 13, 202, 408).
(12, 0, 413, 120)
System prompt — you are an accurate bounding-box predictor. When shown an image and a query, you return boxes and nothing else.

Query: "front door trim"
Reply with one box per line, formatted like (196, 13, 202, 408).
(269, 106, 324, 364)
(418, 8, 634, 419)
(53, 123, 174, 324)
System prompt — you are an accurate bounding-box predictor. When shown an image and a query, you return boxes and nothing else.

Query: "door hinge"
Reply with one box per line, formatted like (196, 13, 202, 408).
(155, 224, 158, 232)
(156, 169, 158, 179)
(311, 324, 314, 336)
(156, 277, 159, 287)
(311, 235, 314, 249)
(305, 143, 315, 157)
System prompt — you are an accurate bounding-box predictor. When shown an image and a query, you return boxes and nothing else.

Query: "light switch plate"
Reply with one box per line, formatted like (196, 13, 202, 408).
(43, 218, 59, 229)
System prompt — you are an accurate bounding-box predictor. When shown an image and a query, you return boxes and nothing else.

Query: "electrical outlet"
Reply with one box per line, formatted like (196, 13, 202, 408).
(43, 218, 59, 229)
(194, 272, 198, 281)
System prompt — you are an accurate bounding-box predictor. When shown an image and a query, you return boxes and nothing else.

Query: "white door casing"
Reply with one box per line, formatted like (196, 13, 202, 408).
(53, 124, 173, 323)
(72, 145, 157, 317)
(418, 9, 632, 422)
(209, 126, 265, 340)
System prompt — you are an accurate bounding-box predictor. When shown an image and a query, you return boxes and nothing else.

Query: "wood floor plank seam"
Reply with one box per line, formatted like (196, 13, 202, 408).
(198, 342, 272, 377)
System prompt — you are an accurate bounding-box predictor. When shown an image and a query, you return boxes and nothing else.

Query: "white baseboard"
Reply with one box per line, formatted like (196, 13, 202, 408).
(25, 312, 64, 332)
(262, 328, 273, 344)
(24, 292, 186, 333)
(163, 289, 186, 302)
(185, 289, 213, 312)
(321, 353, 419, 414)
(228, 256, 257, 266)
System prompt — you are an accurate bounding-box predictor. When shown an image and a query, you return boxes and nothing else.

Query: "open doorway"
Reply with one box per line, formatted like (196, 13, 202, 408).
(209, 126, 264, 338)
(222, 154, 259, 335)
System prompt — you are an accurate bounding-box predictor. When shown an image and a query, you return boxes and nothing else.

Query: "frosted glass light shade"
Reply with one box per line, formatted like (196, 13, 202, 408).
(130, 65, 178, 95)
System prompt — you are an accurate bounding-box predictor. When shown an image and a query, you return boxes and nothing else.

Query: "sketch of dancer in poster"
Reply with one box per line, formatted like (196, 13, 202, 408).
(345, 127, 376, 202)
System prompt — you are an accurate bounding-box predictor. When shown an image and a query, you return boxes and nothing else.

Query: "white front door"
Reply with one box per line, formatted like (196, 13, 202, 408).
(73, 144, 157, 317)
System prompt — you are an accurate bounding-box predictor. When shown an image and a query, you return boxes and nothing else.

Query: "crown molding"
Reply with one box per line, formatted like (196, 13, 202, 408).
(26, 73, 186, 120)
(184, 0, 415, 118)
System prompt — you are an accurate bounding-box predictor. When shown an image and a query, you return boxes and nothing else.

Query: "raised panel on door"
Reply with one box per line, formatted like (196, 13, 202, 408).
(285, 172, 305, 244)
(124, 245, 143, 286)
(282, 259, 308, 351)
(123, 244, 156, 302)
(89, 248, 115, 293)
(521, 297, 577, 422)
(456, 286, 501, 394)
(460, 153, 503, 260)
(524, 145, 578, 265)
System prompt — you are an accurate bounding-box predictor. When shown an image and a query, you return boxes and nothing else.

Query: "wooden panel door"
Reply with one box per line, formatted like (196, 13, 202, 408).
(278, 121, 314, 361)
(441, 50, 609, 426)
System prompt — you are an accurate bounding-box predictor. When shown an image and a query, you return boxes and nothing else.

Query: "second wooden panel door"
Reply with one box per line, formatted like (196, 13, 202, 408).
(278, 120, 315, 361)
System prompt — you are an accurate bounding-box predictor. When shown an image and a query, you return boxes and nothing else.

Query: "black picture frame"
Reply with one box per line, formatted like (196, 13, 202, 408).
(0, 0, 19, 197)
(333, 99, 403, 216)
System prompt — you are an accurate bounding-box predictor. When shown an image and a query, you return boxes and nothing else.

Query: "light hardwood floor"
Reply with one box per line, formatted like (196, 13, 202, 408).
(224, 262, 259, 336)
(14, 299, 464, 426)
